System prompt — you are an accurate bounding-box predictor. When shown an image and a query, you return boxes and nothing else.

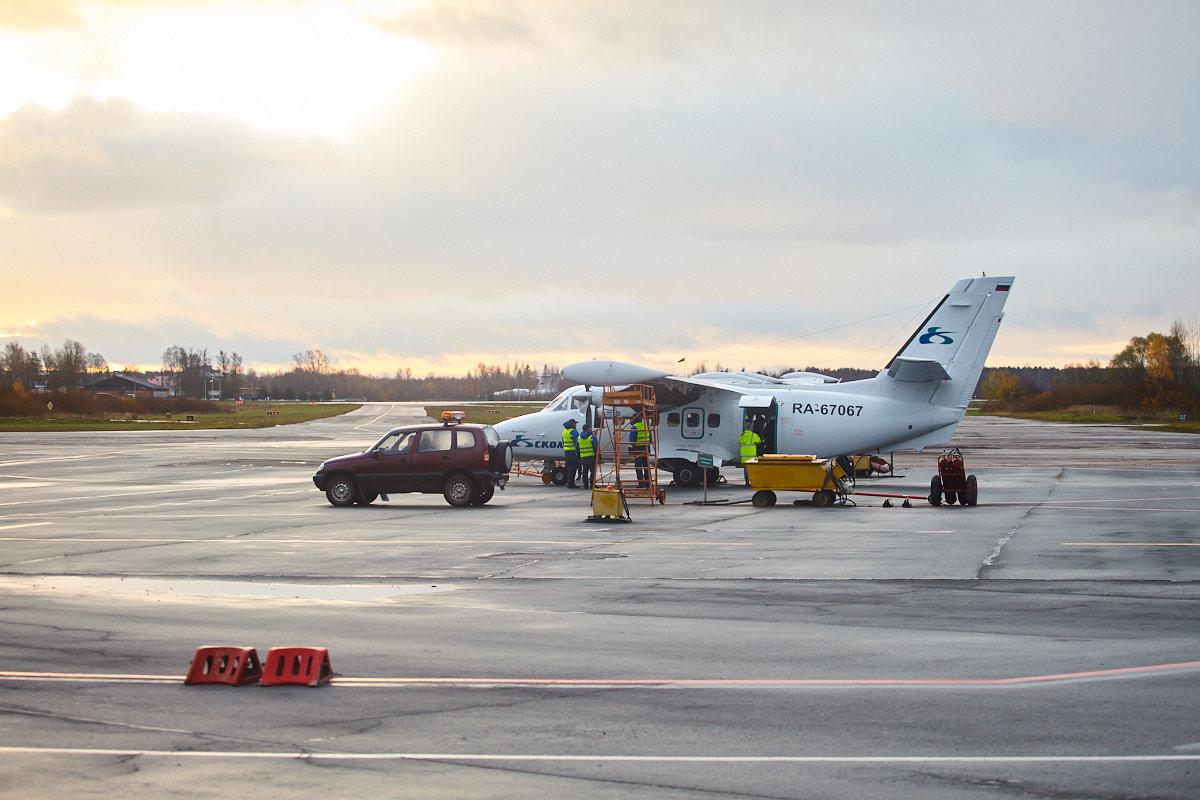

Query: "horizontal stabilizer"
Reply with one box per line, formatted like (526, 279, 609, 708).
(887, 358, 951, 383)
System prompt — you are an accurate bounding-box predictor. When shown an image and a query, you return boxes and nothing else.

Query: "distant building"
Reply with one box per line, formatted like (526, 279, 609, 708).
(85, 373, 169, 399)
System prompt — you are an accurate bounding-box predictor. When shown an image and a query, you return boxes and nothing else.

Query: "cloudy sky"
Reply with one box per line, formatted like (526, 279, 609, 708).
(2, 0, 1198, 377)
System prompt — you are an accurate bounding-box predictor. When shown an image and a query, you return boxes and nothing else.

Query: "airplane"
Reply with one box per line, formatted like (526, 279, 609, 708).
(494, 274, 1013, 487)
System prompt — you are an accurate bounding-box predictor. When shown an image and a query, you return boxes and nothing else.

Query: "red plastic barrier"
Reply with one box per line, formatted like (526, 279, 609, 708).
(260, 647, 333, 687)
(184, 646, 262, 686)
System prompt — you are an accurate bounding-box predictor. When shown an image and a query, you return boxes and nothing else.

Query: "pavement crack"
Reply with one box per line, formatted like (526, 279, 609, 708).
(978, 468, 1064, 579)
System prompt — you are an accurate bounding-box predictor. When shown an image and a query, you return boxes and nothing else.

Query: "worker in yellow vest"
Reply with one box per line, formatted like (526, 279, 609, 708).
(739, 423, 762, 485)
(577, 423, 597, 489)
(561, 419, 581, 488)
(630, 412, 651, 488)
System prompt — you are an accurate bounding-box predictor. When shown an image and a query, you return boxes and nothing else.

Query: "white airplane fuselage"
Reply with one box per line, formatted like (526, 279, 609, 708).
(494, 275, 1013, 486)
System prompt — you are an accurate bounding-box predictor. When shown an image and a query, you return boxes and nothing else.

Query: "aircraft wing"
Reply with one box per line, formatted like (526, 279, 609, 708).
(560, 359, 749, 410)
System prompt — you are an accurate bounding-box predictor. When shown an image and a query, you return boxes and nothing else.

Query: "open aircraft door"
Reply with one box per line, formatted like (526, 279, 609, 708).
(738, 395, 778, 456)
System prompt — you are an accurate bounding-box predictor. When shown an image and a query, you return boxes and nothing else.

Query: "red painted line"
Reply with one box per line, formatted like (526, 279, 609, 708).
(3, 661, 1198, 687)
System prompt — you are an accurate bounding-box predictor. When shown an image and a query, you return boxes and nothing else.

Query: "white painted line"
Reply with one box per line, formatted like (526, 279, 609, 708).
(0, 747, 1196, 764)
(0, 522, 52, 532)
(4, 661, 1198, 687)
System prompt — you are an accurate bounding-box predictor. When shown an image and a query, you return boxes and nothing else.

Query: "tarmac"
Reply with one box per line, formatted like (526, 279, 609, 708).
(1, 404, 1198, 798)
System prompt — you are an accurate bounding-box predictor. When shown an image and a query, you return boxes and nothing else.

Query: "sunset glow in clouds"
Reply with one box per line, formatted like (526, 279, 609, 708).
(2, 1, 1198, 376)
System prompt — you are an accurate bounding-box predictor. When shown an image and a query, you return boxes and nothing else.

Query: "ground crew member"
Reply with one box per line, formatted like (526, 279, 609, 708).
(739, 423, 762, 485)
(562, 419, 581, 488)
(630, 412, 650, 489)
(578, 423, 597, 489)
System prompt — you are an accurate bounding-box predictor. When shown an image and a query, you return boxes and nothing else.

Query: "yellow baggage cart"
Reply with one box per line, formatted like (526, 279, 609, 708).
(744, 454, 851, 507)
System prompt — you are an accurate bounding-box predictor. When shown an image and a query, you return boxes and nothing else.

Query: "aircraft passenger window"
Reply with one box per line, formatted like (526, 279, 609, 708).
(666, 412, 680, 428)
(455, 429, 477, 449)
(418, 429, 453, 452)
(708, 413, 721, 428)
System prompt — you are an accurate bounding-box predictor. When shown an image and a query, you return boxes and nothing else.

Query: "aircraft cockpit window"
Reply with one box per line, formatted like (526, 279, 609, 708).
(546, 389, 576, 411)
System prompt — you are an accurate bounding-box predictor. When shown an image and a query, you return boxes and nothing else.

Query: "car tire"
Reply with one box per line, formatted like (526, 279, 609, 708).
(355, 492, 378, 506)
(443, 474, 475, 507)
(493, 441, 513, 473)
(326, 475, 358, 507)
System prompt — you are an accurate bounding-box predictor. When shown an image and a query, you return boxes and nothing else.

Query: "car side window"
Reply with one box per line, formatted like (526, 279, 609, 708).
(455, 429, 477, 450)
(392, 432, 415, 454)
(418, 429, 453, 453)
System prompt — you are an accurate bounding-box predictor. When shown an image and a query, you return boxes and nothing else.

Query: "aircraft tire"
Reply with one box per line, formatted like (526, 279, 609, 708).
(673, 463, 701, 487)
(471, 483, 495, 505)
(550, 465, 568, 486)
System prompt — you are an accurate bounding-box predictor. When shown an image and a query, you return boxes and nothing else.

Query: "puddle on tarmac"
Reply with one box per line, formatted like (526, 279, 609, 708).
(15, 576, 446, 603)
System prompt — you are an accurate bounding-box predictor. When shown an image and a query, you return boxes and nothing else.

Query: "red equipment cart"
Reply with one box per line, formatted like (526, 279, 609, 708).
(929, 447, 978, 506)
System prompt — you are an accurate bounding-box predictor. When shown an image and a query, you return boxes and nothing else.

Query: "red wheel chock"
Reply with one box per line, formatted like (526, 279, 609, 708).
(260, 646, 333, 687)
(184, 646, 262, 686)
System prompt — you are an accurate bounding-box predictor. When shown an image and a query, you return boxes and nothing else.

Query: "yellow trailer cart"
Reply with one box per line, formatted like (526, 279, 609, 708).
(744, 454, 852, 507)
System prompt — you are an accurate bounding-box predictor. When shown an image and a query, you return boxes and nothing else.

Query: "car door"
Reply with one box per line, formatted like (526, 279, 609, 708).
(360, 430, 417, 494)
(410, 428, 455, 492)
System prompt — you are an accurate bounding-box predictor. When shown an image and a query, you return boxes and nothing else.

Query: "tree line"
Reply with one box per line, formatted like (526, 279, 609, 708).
(980, 322, 1200, 414)
(4, 325, 1200, 414)
(0, 340, 555, 403)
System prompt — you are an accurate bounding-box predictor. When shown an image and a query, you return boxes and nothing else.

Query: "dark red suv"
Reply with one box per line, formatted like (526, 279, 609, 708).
(313, 417, 512, 507)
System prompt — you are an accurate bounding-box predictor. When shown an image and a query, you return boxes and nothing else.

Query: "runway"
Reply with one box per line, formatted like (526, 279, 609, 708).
(1, 405, 1198, 798)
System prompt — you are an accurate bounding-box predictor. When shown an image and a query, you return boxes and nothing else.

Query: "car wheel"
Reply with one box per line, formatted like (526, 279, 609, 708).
(443, 474, 475, 507)
(493, 441, 513, 473)
(326, 475, 357, 507)
(471, 483, 495, 505)
(355, 492, 378, 506)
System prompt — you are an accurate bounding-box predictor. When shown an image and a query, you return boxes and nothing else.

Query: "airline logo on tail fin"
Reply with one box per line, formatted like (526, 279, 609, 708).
(918, 327, 956, 345)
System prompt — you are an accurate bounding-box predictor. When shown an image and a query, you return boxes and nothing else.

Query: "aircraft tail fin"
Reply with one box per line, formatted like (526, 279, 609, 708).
(883, 275, 1013, 409)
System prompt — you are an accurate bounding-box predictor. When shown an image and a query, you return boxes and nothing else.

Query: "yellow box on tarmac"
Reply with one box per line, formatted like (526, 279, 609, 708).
(744, 454, 846, 492)
(591, 487, 625, 517)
